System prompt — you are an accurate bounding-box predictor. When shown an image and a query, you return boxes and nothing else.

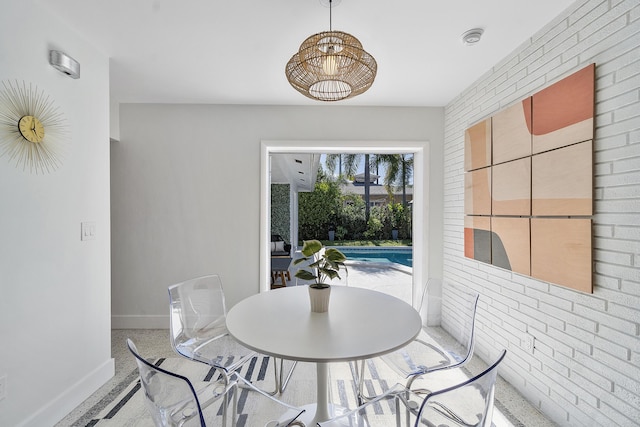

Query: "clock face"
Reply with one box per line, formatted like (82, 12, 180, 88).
(18, 115, 45, 143)
(0, 80, 68, 174)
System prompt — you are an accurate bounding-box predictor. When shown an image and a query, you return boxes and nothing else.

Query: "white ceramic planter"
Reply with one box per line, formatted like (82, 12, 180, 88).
(308, 285, 331, 313)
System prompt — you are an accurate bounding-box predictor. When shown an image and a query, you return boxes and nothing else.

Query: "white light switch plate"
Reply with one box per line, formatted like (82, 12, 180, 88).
(81, 221, 96, 241)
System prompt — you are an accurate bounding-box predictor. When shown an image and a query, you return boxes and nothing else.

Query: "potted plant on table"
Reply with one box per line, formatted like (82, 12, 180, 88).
(293, 239, 347, 313)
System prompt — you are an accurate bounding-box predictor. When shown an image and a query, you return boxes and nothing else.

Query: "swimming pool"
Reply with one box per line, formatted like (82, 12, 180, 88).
(334, 247, 413, 267)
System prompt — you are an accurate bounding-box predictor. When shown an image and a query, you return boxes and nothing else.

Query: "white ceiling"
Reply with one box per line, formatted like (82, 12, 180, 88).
(39, 0, 575, 107)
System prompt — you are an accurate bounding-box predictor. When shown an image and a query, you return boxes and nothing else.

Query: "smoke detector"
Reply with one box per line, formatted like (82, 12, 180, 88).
(461, 28, 484, 45)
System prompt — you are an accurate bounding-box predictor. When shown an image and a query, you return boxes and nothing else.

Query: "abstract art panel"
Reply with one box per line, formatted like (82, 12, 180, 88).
(464, 63, 595, 293)
(464, 167, 491, 215)
(492, 98, 532, 164)
(492, 157, 531, 216)
(465, 216, 491, 264)
(464, 118, 492, 172)
(532, 140, 593, 216)
(531, 218, 592, 293)
(491, 217, 530, 276)
(532, 63, 595, 154)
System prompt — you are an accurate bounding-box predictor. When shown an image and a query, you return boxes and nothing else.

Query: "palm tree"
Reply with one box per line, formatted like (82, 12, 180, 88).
(325, 153, 374, 221)
(324, 154, 358, 182)
(377, 154, 414, 208)
(363, 154, 371, 222)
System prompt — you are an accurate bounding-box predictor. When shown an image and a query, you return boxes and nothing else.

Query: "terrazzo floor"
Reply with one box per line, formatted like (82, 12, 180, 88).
(57, 329, 557, 427)
(56, 262, 557, 426)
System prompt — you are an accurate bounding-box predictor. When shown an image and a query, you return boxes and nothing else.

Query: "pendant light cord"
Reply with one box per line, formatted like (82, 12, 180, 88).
(329, 0, 332, 31)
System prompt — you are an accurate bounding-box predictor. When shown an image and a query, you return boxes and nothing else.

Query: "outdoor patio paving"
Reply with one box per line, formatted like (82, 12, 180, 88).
(287, 255, 413, 304)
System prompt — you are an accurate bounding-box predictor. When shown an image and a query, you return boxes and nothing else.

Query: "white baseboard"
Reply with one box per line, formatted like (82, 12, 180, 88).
(111, 314, 169, 329)
(18, 358, 114, 427)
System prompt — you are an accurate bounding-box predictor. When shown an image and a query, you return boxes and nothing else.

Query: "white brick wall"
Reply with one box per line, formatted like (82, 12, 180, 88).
(442, 1, 640, 425)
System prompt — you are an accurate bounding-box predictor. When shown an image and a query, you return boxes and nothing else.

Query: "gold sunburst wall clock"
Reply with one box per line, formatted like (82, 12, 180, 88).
(0, 80, 69, 174)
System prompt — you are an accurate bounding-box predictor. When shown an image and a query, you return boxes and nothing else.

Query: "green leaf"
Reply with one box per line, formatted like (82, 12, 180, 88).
(294, 270, 317, 281)
(308, 260, 323, 269)
(321, 268, 341, 281)
(325, 248, 346, 263)
(293, 257, 310, 266)
(301, 239, 323, 257)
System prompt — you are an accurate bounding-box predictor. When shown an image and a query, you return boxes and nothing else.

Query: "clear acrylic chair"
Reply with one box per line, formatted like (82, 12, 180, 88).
(355, 279, 479, 402)
(321, 350, 506, 427)
(168, 274, 296, 395)
(128, 338, 305, 427)
(127, 338, 233, 426)
(405, 349, 507, 427)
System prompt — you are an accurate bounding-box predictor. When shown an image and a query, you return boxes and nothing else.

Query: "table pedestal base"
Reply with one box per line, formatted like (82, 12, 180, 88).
(278, 363, 347, 426)
(315, 362, 330, 423)
(283, 403, 349, 426)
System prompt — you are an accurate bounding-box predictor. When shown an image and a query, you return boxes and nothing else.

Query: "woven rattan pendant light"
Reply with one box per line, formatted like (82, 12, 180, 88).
(285, 0, 377, 102)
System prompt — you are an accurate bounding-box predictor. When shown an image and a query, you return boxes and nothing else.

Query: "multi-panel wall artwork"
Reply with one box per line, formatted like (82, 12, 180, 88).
(464, 63, 595, 293)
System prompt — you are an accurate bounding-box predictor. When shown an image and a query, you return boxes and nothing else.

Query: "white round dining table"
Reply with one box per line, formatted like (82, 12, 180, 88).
(226, 285, 421, 425)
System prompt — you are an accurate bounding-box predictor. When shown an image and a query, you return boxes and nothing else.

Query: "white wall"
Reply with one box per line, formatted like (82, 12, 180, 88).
(111, 105, 444, 327)
(0, 2, 112, 426)
(443, 1, 640, 425)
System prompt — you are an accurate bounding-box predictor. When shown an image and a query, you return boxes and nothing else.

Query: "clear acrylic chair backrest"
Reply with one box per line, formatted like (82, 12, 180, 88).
(413, 349, 507, 427)
(127, 338, 207, 427)
(423, 279, 480, 367)
(168, 275, 228, 361)
(375, 280, 479, 390)
(417, 279, 435, 325)
(316, 383, 407, 427)
(230, 373, 306, 427)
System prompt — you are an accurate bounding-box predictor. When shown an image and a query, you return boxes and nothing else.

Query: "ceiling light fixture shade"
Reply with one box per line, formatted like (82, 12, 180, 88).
(285, 1, 376, 101)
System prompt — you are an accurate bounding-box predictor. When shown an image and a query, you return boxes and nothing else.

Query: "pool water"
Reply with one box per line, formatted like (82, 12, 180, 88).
(336, 247, 413, 267)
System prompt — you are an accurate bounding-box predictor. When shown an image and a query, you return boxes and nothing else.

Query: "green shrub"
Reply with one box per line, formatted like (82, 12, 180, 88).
(364, 216, 384, 240)
(298, 180, 342, 240)
(337, 195, 367, 240)
(298, 170, 412, 243)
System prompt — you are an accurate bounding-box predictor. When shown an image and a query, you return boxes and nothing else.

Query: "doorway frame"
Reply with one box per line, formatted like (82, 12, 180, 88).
(261, 140, 429, 308)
